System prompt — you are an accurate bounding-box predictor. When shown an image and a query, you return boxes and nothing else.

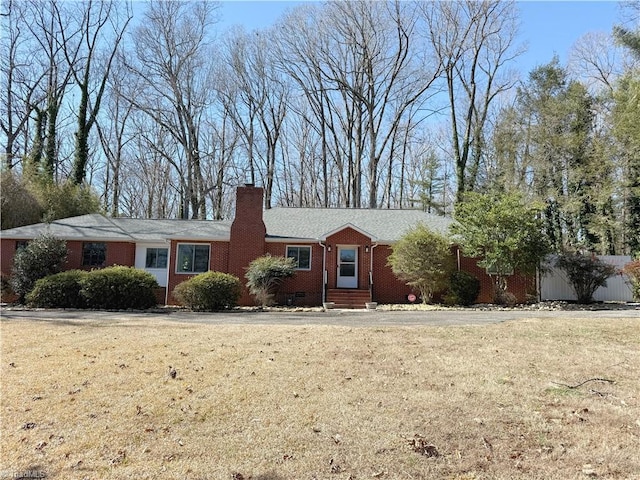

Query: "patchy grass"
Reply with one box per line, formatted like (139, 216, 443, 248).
(1, 316, 639, 480)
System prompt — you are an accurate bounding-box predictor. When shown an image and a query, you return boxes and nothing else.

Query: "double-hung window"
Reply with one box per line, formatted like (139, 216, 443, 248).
(286, 246, 311, 270)
(82, 242, 106, 267)
(176, 244, 210, 274)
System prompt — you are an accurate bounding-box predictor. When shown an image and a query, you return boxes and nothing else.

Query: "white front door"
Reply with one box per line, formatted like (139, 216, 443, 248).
(337, 246, 358, 288)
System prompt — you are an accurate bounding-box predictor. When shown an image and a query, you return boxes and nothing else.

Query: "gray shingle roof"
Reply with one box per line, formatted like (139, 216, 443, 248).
(1, 214, 133, 241)
(1, 214, 231, 242)
(263, 208, 453, 243)
(114, 218, 231, 241)
(1, 209, 452, 244)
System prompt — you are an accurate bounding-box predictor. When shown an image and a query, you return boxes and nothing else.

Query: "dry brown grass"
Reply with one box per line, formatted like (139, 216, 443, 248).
(1, 316, 639, 480)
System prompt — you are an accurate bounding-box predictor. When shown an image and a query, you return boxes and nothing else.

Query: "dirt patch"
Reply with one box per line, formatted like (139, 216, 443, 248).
(1, 317, 639, 479)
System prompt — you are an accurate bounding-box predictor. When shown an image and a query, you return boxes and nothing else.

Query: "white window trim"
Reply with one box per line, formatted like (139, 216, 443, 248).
(286, 245, 312, 271)
(175, 243, 211, 274)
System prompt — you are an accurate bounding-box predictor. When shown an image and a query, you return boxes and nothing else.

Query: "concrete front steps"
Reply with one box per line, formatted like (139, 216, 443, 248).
(325, 288, 371, 309)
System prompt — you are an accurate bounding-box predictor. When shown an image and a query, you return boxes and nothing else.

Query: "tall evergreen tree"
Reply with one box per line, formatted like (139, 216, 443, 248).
(612, 75, 640, 256)
(503, 59, 616, 252)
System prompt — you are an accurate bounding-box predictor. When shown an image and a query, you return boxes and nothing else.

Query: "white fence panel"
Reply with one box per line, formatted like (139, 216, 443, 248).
(541, 255, 634, 302)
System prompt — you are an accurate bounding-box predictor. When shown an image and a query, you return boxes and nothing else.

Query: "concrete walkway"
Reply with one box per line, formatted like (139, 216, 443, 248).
(1, 305, 638, 327)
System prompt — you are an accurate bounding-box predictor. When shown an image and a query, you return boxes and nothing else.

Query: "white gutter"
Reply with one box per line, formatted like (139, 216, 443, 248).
(369, 243, 378, 300)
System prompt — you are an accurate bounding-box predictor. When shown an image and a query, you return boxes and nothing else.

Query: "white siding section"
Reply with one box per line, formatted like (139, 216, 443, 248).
(541, 255, 633, 302)
(135, 243, 169, 287)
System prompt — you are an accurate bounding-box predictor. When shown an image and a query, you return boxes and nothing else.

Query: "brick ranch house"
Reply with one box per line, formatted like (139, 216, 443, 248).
(1, 185, 535, 307)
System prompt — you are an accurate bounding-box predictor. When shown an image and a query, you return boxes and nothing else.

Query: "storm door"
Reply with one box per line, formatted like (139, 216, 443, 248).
(336, 246, 358, 288)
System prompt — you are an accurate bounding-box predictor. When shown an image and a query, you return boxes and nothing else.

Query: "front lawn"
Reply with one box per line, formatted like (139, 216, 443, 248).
(1, 316, 638, 479)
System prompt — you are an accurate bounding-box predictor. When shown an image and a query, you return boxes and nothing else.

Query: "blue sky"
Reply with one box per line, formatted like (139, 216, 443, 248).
(218, 1, 623, 76)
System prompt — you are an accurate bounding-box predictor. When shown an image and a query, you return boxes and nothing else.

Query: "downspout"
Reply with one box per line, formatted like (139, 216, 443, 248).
(319, 240, 327, 303)
(164, 239, 172, 306)
(369, 243, 378, 301)
(456, 245, 461, 271)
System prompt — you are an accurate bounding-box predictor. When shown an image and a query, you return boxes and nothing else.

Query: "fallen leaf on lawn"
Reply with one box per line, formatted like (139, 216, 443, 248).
(110, 449, 126, 465)
(407, 434, 440, 457)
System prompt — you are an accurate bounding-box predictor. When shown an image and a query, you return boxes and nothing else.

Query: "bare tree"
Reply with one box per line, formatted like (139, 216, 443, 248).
(58, 0, 132, 185)
(124, 0, 219, 219)
(203, 110, 240, 220)
(569, 32, 629, 93)
(95, 51, 134, 217)
(274, 4, 341, 206)
(423, 0, 521, 202)
(276, 1, 440, 208)
(17, 0, 80, 179)
(0, 0, 46, 169)
(218, 27, 289, 208)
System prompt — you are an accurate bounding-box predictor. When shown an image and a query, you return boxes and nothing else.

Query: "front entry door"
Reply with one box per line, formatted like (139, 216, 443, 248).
(337, 246, 358, 288)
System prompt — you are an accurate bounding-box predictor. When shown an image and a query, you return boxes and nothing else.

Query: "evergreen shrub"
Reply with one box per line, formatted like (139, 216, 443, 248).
(173, 271, 242, 311)
(27, 270, 88, 308)
(80, 266, 159, 309)
(447, 271, 480, 306)
(10, 234, 67, 303)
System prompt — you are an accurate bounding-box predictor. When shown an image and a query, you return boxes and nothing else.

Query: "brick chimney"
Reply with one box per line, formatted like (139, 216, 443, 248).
(228, 185, 266, 304)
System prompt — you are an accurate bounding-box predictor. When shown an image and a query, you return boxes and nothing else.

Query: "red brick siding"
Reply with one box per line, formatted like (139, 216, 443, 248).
(458, 252, 536, 303)
(0, 239, 18, 277)
(1, 239, 135, 274)
(228, 186, 266, 305)
(371, 244, 415, 304)
(372, 244, 536, 305)
(167, 240, 229, 305)
(65, 241, 135, 270)
(325, 228, 372, 291)
(266, 242, 324, 306)
(153, 287, 166, 305)
(1, 239, 19, 301)
(1, 238, 136, 303)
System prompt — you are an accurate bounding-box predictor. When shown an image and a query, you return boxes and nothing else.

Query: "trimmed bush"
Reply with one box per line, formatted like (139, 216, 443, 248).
(173, 271, 242, 311)
(27, 270, 88, 308)
(80, 266, 159, 310)
(447, 271, 480, 306)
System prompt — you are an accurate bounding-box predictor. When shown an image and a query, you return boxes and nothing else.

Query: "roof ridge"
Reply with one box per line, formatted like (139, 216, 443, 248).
(268, 206, 445, 212)
(111, 216, 231, 222)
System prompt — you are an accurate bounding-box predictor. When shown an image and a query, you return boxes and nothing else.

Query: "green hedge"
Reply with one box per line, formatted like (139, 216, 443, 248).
(173, 271, 241, 311)
(446, 271, 480, 306)
(27, 270, 89, 308)
(79, 266, 159, 310)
